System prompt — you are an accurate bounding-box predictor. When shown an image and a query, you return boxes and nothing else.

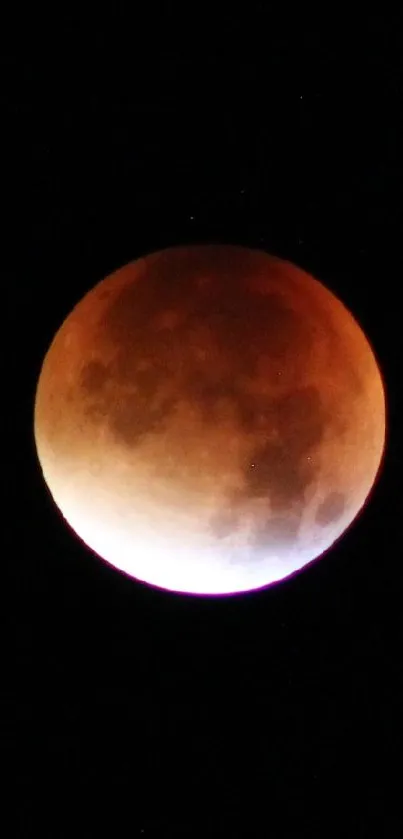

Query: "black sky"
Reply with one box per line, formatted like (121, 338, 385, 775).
(4, 11, 403, 838)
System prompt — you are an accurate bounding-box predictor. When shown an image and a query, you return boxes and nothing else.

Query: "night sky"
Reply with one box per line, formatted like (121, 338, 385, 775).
(5, 11, 402, 838)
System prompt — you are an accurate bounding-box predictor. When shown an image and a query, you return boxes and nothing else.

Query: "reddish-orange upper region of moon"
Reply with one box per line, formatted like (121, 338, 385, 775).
(34, 245, 386, 595)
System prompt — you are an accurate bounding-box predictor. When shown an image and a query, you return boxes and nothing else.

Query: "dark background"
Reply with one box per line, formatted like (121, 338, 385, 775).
(4, 10, 402, 837)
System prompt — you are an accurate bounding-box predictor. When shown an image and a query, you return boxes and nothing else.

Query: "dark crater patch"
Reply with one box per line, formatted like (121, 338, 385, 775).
(243, 438, 316, 511)
(241, 385, 327, 512)
(226, 514, 301, 568)
(274, 385, 326, 453)
(249, 515, 301, 555)
(134, 366, 166, 398)
(108, 391, 179, 447)
(184, 374, 242, 422)
(82, 400, 109, 422)
(79, 360, 110, 394)
(315, 491, 346, 527)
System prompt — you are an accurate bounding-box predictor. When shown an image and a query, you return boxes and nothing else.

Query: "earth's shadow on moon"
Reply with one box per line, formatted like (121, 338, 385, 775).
(35, 245, 385, 595)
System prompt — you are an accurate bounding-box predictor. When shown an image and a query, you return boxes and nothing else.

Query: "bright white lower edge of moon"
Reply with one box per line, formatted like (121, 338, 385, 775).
(34, 246, 386, 596)
(39, 461, 364, 595)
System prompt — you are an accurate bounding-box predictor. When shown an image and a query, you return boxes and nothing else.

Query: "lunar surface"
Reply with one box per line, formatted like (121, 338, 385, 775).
(34, 245, 386, 595)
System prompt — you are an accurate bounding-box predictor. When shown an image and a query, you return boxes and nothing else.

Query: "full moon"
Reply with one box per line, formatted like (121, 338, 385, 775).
(34, 245, 386, 595)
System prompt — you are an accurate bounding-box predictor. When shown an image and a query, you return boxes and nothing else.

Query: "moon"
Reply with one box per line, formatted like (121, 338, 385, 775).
(34, 245, 386, 595)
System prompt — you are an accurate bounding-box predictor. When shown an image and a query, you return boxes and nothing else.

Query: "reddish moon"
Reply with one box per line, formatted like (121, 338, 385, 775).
(34, 245, 386, 595)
